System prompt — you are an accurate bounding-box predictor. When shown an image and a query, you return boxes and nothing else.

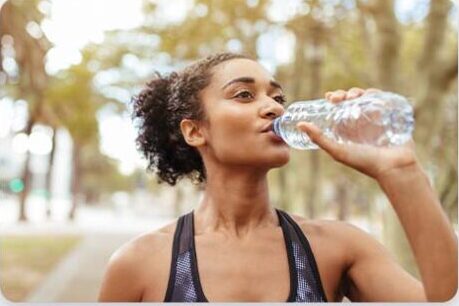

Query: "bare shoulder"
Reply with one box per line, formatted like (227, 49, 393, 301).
(288, 213, 377, 245)
(286, 213, 389, 265)
(111, 219, 177, 265)
(288, 212, 398, 270)
(98, 219, 178, 302)
(287, 213, 348, 239)
(285, 214, 425, 302)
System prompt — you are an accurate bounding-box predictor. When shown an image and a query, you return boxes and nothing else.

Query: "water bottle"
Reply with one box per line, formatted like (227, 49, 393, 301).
(273, 91, 414, 150)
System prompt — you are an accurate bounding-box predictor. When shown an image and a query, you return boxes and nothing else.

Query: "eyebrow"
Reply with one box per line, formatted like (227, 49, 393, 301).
(221, 77, 283, 91)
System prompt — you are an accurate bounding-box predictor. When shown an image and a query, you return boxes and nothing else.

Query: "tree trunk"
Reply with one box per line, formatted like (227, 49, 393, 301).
(68, 144, 81, 220)
(18, 116, 36, 222)
(16, 86, 45, 222)
(413, 0, 457, 226)
(414, 0, 456, 148)
(368, 0, 401, 91)
(44, 127, 56, 219)
(18, 142, 31, 221)
(417, 0, 452, 74)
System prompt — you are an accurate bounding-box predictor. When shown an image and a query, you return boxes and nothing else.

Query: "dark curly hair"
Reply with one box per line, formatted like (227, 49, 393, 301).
(132, 52, 250, 186)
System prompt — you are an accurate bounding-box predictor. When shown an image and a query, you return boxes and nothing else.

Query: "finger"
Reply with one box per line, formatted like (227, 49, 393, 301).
(346, 87, 365, 100)
(364, 88, 382, 95)
(325, 91, 333, 100)
(297, 122, 342, 156)
(329, 90, 347, 103)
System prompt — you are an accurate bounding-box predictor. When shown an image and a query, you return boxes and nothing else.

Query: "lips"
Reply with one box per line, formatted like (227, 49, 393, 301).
(261, 122, 274, 133)
(260, 122, 285, 143)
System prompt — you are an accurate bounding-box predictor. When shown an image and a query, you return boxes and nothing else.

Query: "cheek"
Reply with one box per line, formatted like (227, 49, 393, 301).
(208, 114, 254, 159)
(207, 122, 290, 167)
(203, 102, 289, 166)
(204, 106, 256, 159)
(207, 102, 252, 138)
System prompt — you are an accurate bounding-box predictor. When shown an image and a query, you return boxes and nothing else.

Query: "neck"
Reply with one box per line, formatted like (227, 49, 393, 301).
(194, 166, 278, 239)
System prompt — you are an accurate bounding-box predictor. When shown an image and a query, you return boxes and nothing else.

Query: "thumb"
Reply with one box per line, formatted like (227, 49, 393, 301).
(296, 122, 339, 154)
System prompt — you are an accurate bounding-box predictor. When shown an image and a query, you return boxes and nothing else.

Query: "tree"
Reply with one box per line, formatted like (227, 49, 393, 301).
(0, 0, 51, 221)
(45, 59, 101, 220)
(105, 0, 457, 224)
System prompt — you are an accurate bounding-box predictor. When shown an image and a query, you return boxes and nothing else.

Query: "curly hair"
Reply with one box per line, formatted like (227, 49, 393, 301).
(132, 52, 249, 186)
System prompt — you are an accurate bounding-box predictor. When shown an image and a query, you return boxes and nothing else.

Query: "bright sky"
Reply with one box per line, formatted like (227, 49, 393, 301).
(41, 0, 145, 175)
(11, 0, 456, 176)
(42, 0, 144, 73)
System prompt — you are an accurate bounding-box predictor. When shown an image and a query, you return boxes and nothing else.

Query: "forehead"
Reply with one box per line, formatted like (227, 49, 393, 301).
(210, 58, 274, 87)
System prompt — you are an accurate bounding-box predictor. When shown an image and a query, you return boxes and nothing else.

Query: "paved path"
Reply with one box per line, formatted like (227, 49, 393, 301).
(26, 234, 132, 302)
(24, 219, 173, 302)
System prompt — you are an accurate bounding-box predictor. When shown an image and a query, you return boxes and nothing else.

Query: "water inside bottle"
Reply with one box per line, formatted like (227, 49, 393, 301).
(273, 92, 414, 150)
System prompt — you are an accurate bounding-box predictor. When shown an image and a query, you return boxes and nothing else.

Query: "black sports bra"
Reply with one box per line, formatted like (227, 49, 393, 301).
(164, 208, 328, 302)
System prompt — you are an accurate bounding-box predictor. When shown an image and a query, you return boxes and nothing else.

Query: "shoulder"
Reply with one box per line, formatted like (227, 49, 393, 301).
(287, 212, 386, 263)
(111, 219, 177, 267)
(289, 213, 377, 245)
(285, 216, 425, 302)
(287, 212, 353, 240)
(98, 219, 178, 302)
(126, 220, 178, 254)
(288, 213, 399, 276)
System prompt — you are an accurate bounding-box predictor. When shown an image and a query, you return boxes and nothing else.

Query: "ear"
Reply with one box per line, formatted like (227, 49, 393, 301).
(180, 119, 206, 147)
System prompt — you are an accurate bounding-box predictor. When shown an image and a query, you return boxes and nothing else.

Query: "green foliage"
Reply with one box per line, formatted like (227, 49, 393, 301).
(2, 0, 456, 280)
(102, 0, 457, 223)
(2, 0, 456, 243)
(45, 63, 99, 145)
(0, 0, 50, 100)
(144, 0, 272, 59)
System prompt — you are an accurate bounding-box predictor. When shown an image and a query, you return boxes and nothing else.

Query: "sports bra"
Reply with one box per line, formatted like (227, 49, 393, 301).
(164, 208, 328, 302)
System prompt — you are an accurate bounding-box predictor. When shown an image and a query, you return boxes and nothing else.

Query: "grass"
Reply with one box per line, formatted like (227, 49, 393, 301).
(0, 235, 82, 302)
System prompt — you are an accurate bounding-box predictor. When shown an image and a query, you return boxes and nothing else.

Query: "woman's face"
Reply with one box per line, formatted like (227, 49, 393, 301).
(197, 58, 290, 170)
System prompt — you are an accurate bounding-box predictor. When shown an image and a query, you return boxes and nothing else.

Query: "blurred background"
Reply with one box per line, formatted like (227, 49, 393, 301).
(0, 0, 457, 302)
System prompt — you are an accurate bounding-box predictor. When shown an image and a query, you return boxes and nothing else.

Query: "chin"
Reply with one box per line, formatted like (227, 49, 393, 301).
(272, 156, 290, 168)
(265, 148, 290, 168)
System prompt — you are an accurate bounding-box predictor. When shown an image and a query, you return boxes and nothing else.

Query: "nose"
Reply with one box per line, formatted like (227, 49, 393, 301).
(260, 99, 284, 119)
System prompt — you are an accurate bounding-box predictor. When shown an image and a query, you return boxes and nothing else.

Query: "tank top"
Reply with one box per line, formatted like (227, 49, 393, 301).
(163, 208, 328, 302)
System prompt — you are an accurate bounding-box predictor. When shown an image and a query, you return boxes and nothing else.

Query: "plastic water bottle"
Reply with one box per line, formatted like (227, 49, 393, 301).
(273, 91, 414, 150)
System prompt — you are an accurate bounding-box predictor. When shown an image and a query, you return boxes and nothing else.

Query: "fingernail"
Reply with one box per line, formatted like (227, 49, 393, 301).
(347, 92, 358, 99)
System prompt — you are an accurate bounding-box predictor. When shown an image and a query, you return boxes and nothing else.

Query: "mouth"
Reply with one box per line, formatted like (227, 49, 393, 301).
(260, 121, 286, 144)
(261, 122, 274, 133)
(266, 129, 284, 141)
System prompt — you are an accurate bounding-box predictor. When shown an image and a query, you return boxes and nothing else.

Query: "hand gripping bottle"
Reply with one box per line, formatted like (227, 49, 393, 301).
(273, 91, 414, 150)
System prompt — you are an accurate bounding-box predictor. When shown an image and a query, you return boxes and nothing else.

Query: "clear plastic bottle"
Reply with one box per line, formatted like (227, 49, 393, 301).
(273, 91, 414, 150)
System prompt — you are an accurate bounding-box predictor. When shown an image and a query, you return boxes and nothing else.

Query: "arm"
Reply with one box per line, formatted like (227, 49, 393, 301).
(342, 223, 426, 302)
(342, 165, 457, 302)
(300, 88, 458, 302)
(376, 164, 457, 301)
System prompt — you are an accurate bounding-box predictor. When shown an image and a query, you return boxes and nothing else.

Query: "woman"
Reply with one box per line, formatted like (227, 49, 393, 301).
(98, 53, 457, 302)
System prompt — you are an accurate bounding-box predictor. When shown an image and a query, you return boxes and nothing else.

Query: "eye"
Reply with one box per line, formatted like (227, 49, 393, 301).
(273, 94, 286, 105)
(234, 90, 254, 100)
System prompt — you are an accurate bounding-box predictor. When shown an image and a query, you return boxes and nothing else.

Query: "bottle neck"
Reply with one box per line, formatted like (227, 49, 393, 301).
(273, 117, 281, 136)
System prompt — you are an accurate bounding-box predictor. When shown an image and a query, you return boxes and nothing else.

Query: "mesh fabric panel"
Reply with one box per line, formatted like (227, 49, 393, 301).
(292, 240, 325, 302)
(165, 209, 327, 303)
(170, 250, 200, 302)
